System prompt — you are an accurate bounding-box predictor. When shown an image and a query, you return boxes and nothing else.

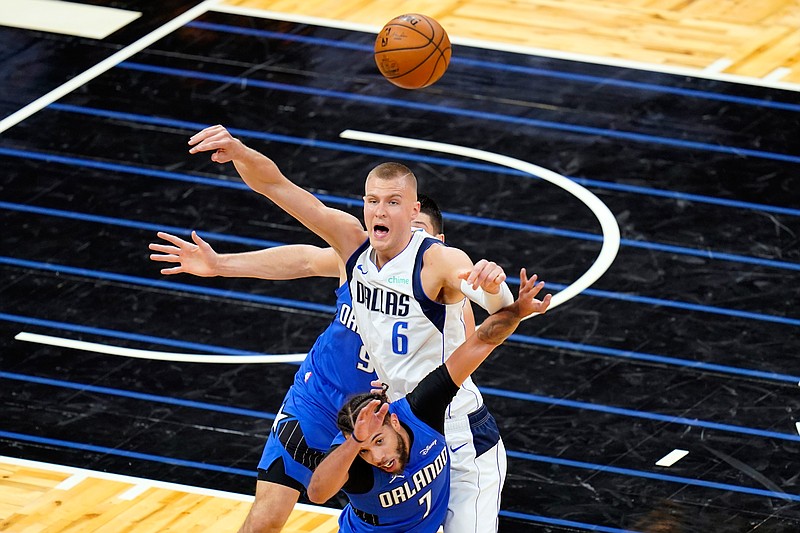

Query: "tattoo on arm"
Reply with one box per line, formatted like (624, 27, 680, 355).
(476, 304, 521, 345)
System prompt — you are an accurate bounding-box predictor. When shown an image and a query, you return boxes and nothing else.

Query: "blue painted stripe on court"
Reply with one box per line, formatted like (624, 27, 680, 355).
(506, 333, 800, 383)
(0, 312, 270, 356)
(3, 294, 795, 386)
(482, 386, 800, 442)
(2, 424, 797, 504)
(113, 61, 800, 164)
(507, 450, 800, 502)
(186, 20, 800, 113)
(4, 141, 800, 218)
(0, 430, 254, 476)
(1, 317, 796, 444)
(5, 141, 800, 272)
(0, 256, 337, 315)
(499, 510, 641, 533)
(2, 253, 798, 329)
(0, 371, 275, 419)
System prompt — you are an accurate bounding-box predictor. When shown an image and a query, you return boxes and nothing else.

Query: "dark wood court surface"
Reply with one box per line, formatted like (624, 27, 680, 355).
(1, 1, 799, 532)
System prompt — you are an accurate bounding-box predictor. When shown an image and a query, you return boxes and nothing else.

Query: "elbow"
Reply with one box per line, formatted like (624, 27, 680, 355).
(306, 481, 326, 504)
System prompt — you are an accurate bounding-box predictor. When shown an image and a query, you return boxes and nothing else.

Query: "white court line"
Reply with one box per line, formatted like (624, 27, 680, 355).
(54, 473, 87, 490)
(703, 58, 733, 74)
(763, 67, 791, 83)
(212, 4, 800, 93)
(117, 484, 151, 501)
(339, 130, 621, 317)
(655, 449, 689, 467)
(15, 332, 307, 363)
(0, 454, 340, 515)
(0, 0, 220, 134)
(0, 0, 141, 39)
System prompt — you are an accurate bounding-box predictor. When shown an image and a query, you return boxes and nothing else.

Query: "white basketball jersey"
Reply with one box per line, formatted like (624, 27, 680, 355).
(346, 229, 484, 419)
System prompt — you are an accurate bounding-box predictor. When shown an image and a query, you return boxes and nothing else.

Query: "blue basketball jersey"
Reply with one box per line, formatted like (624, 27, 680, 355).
(258, 283, 378, 486)
(336, 398, 451, 533)
(290, 283, 377, 445)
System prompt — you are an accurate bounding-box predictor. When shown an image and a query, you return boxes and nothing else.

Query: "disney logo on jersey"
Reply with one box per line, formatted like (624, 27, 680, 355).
(354, 281, 410, 317)
(420, 439, 438, 456)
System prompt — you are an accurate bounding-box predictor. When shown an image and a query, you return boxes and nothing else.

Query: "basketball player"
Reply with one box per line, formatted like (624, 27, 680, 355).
(307, 269, 551, 532)
(188, 124, 518, 532)
(148, 197, 460, 533)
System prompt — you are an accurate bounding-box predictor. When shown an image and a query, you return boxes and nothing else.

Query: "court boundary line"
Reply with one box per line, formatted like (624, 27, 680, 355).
(0, 454, 341, 516)
(0, 0, 219, 134)
(210, 4, 800, 94)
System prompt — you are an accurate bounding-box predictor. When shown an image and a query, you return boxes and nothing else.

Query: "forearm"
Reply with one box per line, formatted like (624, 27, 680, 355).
(214, 245, 337, 280)
(446, 303, 522, 386)
(460, 280, 514, 314)
(230, 142, 366, 256)
(476, 303, 522, 345)
(307, 441, 360, 503)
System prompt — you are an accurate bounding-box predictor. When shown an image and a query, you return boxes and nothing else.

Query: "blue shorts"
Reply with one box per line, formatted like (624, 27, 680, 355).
(256, 382, 343, 489)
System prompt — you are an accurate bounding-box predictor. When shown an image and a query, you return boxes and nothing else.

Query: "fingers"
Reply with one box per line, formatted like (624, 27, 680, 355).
(148, 243, 181, 255)
(156, 231, 189, 247)
(376, 402, 390, 421)
(464, 259, 505, 289)
(191, 230, 207, 247)
(149, 253, 179, 263)
(369, 380, 388, 395)
(159, 266, 184, 275)
(187, 124, 224, 147)
(539, 293, 553, 314)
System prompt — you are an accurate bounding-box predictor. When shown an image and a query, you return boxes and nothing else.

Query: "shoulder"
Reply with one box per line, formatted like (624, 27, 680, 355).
(422, 242, 471, 270)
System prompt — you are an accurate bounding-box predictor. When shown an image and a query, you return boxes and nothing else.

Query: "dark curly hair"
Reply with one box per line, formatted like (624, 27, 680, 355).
(337, 390, 391, 436)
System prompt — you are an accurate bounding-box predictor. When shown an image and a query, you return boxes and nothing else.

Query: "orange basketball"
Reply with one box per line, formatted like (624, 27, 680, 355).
(374, 14, 451, 90)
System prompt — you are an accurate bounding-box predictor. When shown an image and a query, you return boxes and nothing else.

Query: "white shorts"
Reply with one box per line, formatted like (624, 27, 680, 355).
(443, 404, 508, 533)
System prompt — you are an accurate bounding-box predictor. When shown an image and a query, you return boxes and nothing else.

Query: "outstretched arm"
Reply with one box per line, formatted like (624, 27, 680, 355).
(423, 245, 514, 313)
(307, 400, 389, 503)
(148, 231, 341, 280)
(187, 125, 367, 260)
(445, 269, 551, 387)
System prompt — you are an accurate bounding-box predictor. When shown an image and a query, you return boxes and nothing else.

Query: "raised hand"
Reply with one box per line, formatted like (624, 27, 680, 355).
(459, 259, 506, 293)
(188, 125, 246, 164)
(352, 399, 389, 443)
(515, 268, 552, 318)
(148, 231, 219, 277)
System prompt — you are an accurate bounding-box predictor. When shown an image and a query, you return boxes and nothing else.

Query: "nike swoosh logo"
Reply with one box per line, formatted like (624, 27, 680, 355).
(357, 264, 368, 274)
(449, 443, 467, 453)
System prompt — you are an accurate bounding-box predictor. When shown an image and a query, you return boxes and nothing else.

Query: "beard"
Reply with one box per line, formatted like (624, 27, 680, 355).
(394, 429, 409, 472)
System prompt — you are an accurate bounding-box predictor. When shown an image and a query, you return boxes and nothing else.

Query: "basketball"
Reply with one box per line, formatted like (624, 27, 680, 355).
(374, 14, 451, 89)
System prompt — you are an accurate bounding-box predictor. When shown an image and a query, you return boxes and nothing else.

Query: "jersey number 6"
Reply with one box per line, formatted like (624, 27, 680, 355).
(392, 321, 408, 355)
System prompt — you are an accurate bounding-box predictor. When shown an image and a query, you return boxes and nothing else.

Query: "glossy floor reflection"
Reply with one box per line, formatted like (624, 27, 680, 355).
(1, 2, 799, 532)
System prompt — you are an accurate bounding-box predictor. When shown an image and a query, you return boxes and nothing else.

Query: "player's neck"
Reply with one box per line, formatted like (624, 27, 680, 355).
(372, 232, 413, 269)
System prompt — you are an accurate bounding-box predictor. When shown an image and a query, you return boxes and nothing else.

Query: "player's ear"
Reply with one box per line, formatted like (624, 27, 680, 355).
(389, 413, 401, 429)
(437, 233, 445, 242)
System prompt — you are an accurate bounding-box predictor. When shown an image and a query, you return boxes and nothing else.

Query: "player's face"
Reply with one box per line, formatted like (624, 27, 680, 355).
(356, 418, 410, 474)
(363, 176, 420, 262)
(411, 213, 444, 242)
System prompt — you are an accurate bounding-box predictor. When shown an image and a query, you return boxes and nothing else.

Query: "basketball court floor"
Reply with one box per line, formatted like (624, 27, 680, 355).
(1, 1, 799, 531)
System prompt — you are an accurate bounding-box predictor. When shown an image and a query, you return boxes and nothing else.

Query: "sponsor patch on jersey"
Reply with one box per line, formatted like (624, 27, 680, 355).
(420, 439, 438, 456)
